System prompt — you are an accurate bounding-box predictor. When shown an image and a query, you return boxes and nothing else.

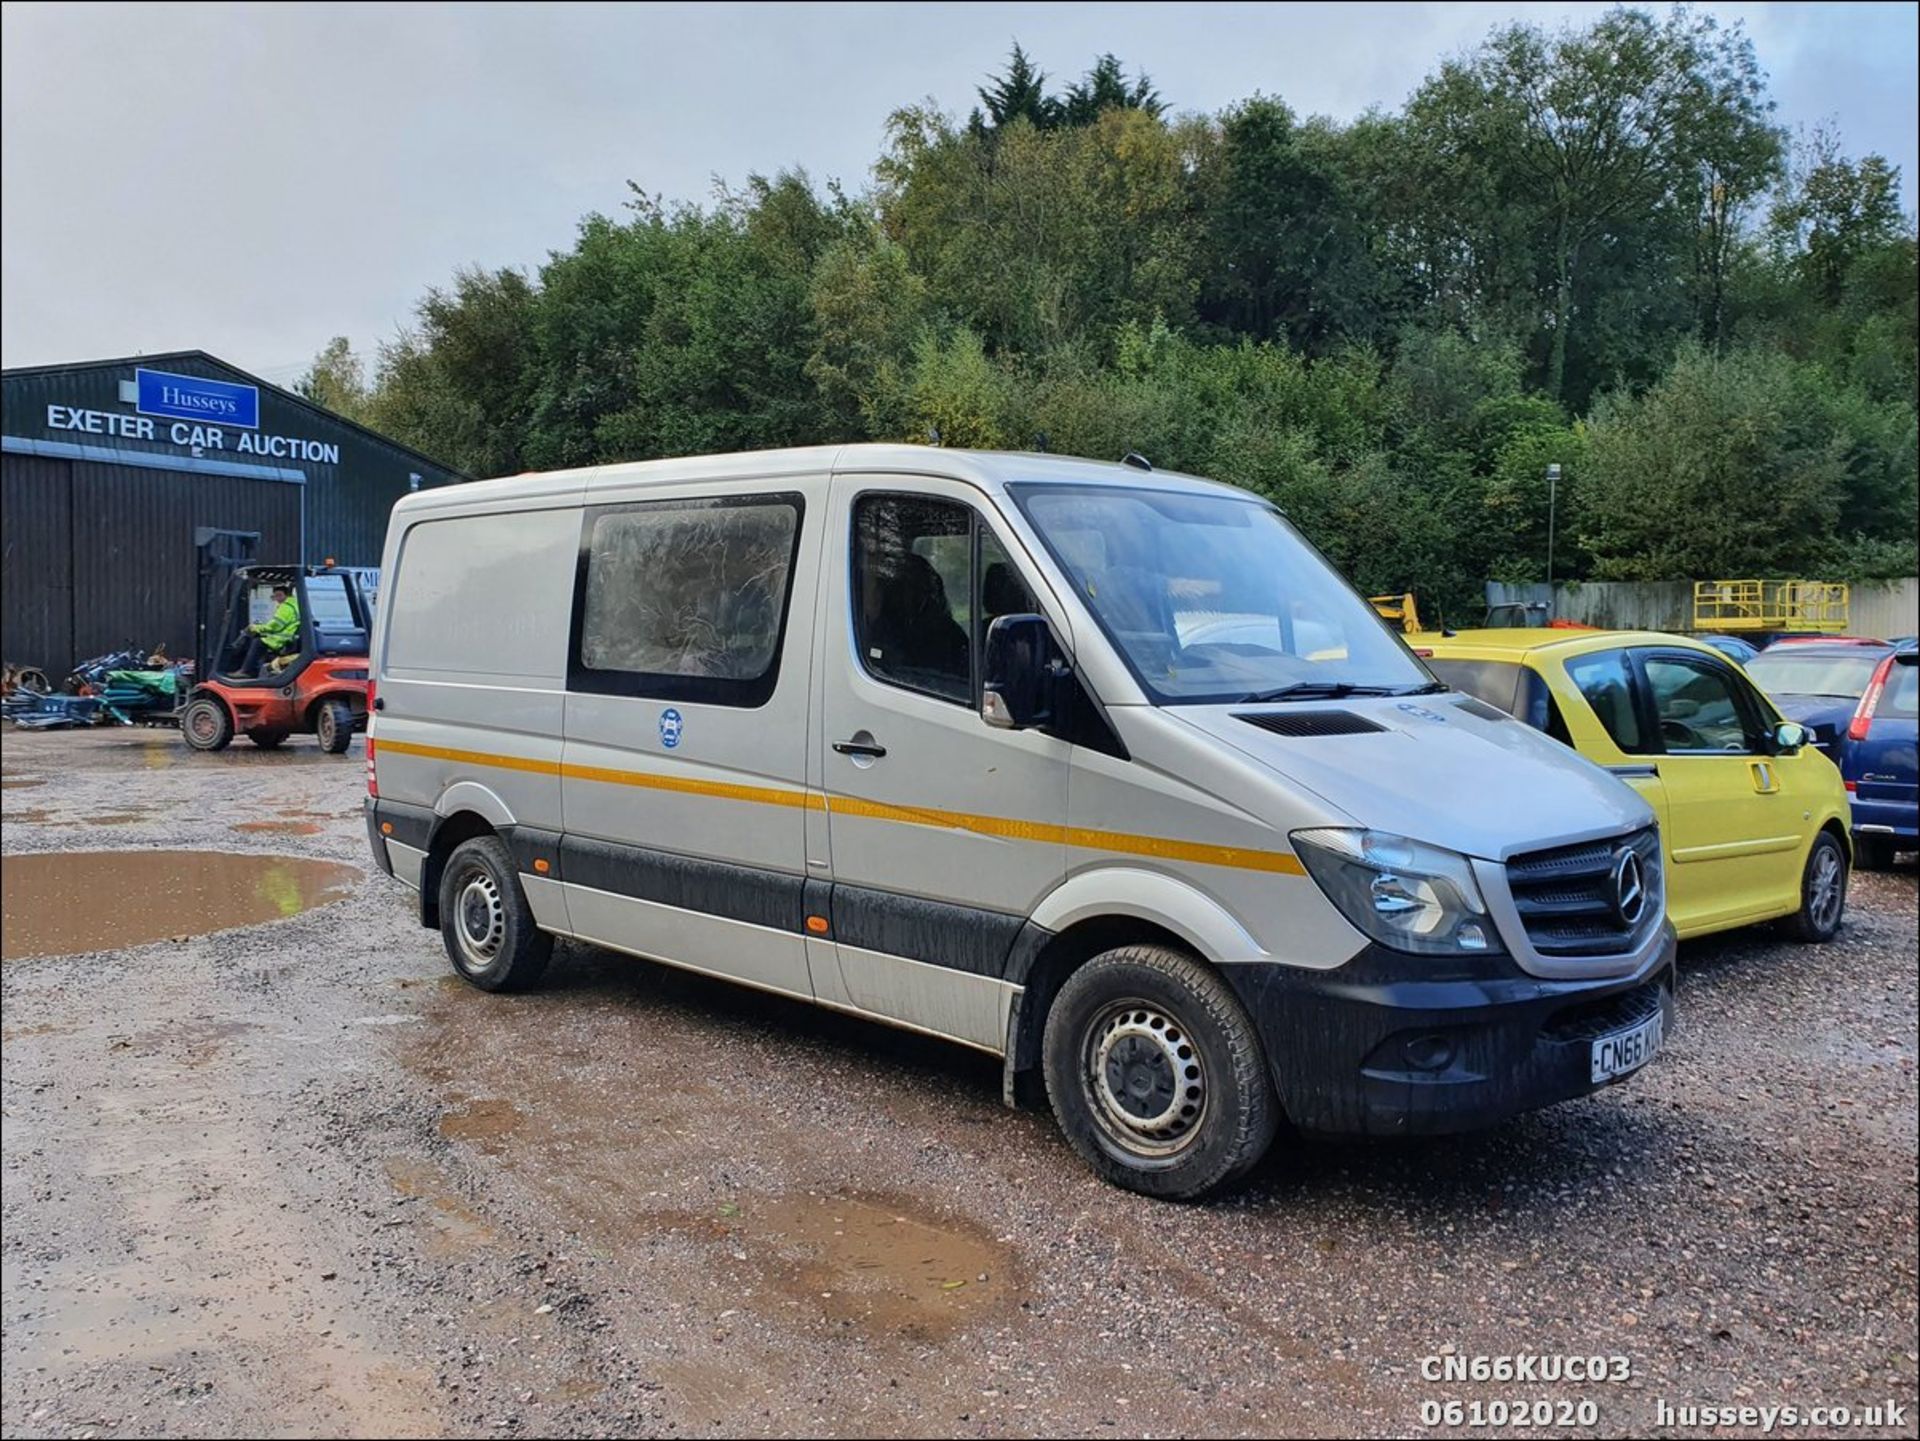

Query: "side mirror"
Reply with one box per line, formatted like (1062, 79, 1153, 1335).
(981, 613, 1059, 730)
(1770, 720, 1809, 754)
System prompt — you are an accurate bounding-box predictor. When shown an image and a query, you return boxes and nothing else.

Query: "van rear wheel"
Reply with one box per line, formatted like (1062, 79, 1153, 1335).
(1043, 944, 1278, 1201)
(439, 836, 551, 992)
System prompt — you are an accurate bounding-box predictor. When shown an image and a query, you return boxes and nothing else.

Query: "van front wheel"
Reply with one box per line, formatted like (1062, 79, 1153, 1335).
(1043, 945, 1278, 1201)
(439, 836, 551, 992)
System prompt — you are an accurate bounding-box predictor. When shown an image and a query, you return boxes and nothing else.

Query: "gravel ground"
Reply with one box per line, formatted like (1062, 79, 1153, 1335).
(2, 728, 1915, 1439)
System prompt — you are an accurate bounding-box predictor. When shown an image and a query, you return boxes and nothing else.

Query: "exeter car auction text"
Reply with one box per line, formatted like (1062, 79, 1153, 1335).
(43, 405, 342, 465)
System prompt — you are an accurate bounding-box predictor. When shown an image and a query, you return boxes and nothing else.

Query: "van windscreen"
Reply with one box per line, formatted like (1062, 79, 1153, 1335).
(1010, 483, 1431, 705)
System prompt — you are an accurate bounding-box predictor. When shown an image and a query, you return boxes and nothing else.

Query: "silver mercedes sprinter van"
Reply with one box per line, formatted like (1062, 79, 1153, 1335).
(366, 445, 1675, 1199)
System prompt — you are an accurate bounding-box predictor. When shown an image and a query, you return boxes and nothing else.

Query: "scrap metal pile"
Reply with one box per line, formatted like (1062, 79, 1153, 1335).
(2, 647, 191, 729)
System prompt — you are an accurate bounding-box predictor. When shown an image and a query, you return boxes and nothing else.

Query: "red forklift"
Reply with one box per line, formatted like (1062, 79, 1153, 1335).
(180, 557, 372, 754)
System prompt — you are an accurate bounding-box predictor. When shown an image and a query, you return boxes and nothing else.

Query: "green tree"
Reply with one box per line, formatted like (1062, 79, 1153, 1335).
(368, 266, 537, 477)
(1194, 98, 1382, 352)
(805, 226, 929, 438)
(1577, 344, 1862, 579)
(1409, 8, 1777, 402)
(972, 42, 1056, 132)
(295, 336, 371, 423)
(879, 103, 1199, 354)
(1060, 54, 1163, 125)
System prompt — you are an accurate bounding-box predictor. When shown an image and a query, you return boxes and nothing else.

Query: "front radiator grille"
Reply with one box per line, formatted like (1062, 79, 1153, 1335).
(1505, 826, 1663, 957)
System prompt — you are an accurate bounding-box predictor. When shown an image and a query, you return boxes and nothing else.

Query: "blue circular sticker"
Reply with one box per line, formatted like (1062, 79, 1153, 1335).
(658, 708, 683, 749)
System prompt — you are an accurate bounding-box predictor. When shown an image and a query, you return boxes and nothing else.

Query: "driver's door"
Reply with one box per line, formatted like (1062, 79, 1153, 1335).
(1634, 647, 1806, 930)
(815, 476, 1071, 1049)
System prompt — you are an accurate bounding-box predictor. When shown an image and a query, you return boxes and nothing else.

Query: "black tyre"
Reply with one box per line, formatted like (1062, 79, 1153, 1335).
(1855, 834, 1895, 872)
(181, 695, 233, 752)
(1043, 945, 1278, 1201)
(246, 728, 289, 749)
(439, 835, 551, 992)
(316, 698, 353, 754)
(1785, 831, 1848, 942)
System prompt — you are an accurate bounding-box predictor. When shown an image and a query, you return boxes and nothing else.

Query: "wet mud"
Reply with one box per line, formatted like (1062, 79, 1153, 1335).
(2, 849, 361, 960)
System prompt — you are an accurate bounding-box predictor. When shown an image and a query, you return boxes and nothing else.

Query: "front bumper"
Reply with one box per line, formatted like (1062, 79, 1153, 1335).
(1221, 928, 1678, 1137)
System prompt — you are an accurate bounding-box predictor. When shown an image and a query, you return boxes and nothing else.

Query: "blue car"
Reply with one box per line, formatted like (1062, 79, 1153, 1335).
(1841, 647, 1918, 868)
(1695, 633, 1760, 665)
(1747, 640, 1917, 867)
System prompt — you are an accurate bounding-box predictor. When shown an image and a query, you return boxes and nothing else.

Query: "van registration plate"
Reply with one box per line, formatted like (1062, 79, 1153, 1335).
(1590, 1009, 1663, 1084)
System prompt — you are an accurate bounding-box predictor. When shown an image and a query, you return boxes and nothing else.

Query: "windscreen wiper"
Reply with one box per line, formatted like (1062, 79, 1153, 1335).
(1239, 681, 1363, 703)
(1238, 680, 1444, 704)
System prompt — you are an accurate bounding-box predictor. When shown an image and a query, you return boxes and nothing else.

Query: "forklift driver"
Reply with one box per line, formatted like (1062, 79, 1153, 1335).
(236, 585, 300, 677)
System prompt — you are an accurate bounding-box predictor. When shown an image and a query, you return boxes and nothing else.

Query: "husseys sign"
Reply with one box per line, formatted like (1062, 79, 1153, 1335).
(39, 367, 342, 465)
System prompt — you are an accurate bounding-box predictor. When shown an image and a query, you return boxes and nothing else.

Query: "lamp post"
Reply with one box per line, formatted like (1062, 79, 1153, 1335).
(1544, 463, 1561, 604)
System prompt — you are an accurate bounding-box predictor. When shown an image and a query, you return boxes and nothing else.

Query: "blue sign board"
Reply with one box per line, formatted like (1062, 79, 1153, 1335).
(135, 368, 259, 430)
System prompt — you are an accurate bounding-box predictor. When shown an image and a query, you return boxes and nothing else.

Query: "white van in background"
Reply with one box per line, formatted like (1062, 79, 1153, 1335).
(365, 445, 1674, 1199)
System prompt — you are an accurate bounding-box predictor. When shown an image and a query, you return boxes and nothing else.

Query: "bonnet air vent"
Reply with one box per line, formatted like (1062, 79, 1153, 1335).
(1235, 710, 1388, 738)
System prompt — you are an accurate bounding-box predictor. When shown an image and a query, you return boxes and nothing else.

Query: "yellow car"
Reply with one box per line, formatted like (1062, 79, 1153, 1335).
(1417, 629, 1852, 941)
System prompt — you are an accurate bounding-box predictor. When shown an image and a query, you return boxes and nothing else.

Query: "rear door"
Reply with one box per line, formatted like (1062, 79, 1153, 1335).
(558, 478, 824, 1000)
(814, 476, 1071, 1050)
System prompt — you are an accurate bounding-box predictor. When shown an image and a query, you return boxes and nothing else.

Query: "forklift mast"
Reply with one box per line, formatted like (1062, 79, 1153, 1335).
(194, 528, 260, 681)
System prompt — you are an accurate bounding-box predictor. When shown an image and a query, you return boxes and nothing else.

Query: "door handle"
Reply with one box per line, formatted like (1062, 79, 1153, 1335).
(832, 738, 887, 759)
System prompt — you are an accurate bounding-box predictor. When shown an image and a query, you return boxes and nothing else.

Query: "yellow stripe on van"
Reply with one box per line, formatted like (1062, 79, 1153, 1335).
(378, 738, 822, 811)
(377, 739, 562, 777)
(376, 737, 1303, 876)
(824, 794, 1305, 875)
(561, 759, 825, 811)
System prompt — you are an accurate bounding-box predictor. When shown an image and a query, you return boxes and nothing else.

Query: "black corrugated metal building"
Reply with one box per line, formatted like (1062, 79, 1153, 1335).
(2, 351, 465, 676)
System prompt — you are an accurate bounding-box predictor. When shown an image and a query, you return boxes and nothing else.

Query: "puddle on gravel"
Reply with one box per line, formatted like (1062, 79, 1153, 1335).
(234, 819, 324, 836)
(438, 1098, 525, 1152)
(3, 808, 52, 823)
(1, 850, 361, 960)
(2, 776, 46, 789)
(384, 1157, 500, 1253)
(85, 811, 148, 826)
(667, 1192, 1008, 1338)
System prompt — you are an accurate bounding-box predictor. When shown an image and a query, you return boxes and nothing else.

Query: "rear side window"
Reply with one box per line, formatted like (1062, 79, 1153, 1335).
(385, 509, 580, 680)
(571, 494, 803, 707)
(1565, 649, 1645, 753)
(1883, 660, 1919, 720)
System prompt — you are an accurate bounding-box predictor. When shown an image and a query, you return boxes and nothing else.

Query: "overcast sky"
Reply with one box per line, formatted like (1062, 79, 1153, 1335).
(3, 1, 1915, 383)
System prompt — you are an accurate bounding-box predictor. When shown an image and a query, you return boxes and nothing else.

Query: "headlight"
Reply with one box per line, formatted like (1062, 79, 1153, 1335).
(1292, 828, 1494, 955)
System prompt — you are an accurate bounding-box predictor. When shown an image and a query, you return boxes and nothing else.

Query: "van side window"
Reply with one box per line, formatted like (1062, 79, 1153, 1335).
(852, 494, 1040, 707)
(978, 526, 1037, 651)
(1564, 649, 1646, 753)
(572, 493, 803, 707)
(853, 495, 974, 704)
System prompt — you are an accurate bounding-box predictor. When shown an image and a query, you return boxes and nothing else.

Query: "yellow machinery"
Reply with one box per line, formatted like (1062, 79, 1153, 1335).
(1692, 580, 1850, 634)
(1370, 593, 1428, 634)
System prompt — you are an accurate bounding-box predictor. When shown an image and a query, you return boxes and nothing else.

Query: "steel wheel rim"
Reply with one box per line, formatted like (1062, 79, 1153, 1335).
(186, 703, 220, 744)
(318, 708, 336, 746)
(454, 868, 506, 967)
(1810, 846, 1843, 931)
(1082, 999, 1207, 1159)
